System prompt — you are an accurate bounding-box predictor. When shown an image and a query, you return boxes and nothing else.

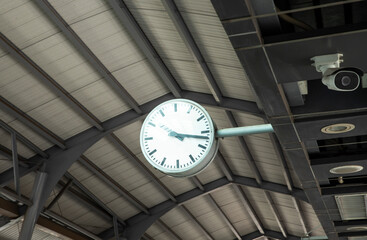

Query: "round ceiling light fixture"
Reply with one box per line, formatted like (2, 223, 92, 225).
(330, 165, 364, 175)
(347, 226, 367, 231)
(321, 123, 355, 134)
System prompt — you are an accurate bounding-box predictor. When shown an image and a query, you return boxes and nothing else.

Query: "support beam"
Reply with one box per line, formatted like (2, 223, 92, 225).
(19, 171, 48, 240)
(264, 191, 287, 238)
(210, 0, 338, 238)
(46, 178, 73, 210)
(34, 0, 142, 114)
(64, 172, 126, 226)
(232, 185, 265, 234)
(207, 195, 241, 240)
(113, 215, 119, 240)
(0, 33, 103, 131)
(79, 155, 149, 214)
(156, 220, 182, 240)
(0, 96, 65, 149)
(180, 205, 214, 240)
(161, 0, 223, 103)
(107, 0, 182, 98)
(11, 133, 20, 196)
(0, 120, 48, 158)
(108, 134, 177, 202)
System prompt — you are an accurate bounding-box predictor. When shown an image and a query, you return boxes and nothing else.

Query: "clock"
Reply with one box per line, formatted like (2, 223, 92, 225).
(140, 99, 219, 177)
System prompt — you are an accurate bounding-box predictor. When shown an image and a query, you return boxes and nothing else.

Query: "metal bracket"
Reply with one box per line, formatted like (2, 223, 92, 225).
(311, 53, 343, 74)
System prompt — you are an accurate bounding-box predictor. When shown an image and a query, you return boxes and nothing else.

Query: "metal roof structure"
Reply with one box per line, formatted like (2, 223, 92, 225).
(0, 0, 367, 239)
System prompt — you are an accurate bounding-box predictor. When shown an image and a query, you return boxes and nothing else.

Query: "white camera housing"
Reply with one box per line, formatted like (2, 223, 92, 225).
(311, 53, 363, 91)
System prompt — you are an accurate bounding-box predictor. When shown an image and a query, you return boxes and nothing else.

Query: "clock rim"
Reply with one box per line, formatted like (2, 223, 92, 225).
(140, 99, 218, 177)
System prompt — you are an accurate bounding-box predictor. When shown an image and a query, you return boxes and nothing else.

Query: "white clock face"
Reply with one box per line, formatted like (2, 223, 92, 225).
(140, 99, 218, 177)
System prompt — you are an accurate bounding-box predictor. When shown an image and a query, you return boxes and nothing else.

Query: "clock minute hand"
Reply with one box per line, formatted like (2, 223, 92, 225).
(169, 131, 209, 139)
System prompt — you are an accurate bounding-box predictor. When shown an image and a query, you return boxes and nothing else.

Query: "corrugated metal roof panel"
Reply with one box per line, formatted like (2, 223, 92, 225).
(48, 0, 111, 25)
(185, 194, 234, 239)
(0, 159, 12, 173)
(72, 210, 111, 234)
(0, 0, 59, 49)
(175, 0, 255, 101)
(21, 32, 131, 122)
(161, 207, 203, 239)
(0, 128, 35, 159)
(111, 59, 169, 105)
(124, 0, 211, 94)
(68, 163, 141, 219)
(211, 185, 257, 235)
(241, 186, 280, 233)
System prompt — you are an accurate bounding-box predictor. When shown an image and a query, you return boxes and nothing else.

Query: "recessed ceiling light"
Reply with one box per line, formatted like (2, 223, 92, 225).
(330, 165, 363, 174)
(347, 226, 367, 231)
(321, 123, 355, 134)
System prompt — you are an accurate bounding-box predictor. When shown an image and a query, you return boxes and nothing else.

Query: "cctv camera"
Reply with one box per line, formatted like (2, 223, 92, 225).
(322, 68, 362, 91)
(311, 53, 363, 91)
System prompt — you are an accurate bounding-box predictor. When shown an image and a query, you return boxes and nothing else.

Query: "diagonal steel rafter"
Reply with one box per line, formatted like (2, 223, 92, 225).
(108, 133, 177, 202)
(0, 119, 48, 159)
(0, 96, 66, 149)
(78, 155, 149, 214)
(0, 33, 103, 131)
(107, 0, 182, 98)
(156, 220, 182, 240)
(34, 0, 142, 114)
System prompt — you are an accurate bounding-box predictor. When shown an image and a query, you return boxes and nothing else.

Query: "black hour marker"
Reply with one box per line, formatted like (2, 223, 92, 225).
(174, 103, 177, 112)
(187, 105, 193, 114)
(161, 157, 166, 166)
(198, 144, 206, 149)
(189, 154, 195, 163)
(148, 122, 156, 127)
(176, 160, 180, 168)
(145, 137, 153, 140)
(201, 130, 209, 134)
(197, 115, 204, 122)
(149, 149, 157, 155)
(159, 110, 165, 117)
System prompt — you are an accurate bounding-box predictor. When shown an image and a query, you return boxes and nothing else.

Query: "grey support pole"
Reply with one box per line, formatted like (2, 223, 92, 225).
(19, 171, 48, 239)
(11, 132, 20, 196)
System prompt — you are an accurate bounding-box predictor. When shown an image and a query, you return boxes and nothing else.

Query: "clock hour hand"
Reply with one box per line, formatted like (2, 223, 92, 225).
(169, 131, 209, 140)
(160, 125, 184, 141)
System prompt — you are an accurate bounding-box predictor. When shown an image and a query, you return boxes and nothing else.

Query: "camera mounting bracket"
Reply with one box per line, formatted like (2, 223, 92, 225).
(311, 53, 343, 74)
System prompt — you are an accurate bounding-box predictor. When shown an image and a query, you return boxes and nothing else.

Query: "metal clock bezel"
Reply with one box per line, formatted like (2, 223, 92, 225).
(140, 99, 218, 177)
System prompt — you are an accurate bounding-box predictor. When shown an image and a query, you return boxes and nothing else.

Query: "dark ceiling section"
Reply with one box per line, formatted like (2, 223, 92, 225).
(211, 0, 367, 239)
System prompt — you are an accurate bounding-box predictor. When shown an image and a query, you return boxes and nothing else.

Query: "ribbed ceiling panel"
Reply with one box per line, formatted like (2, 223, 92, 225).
(175, 0, 255, 101)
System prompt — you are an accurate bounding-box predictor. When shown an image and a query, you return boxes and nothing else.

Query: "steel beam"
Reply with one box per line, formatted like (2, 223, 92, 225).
(207, 195, 241, 239)
(79, 155, 148, 214)
(0, 33, 103, 131)
(46, 178, 73, 210)
(43, 211, 102, 240)
(107, 0, 182, 98)
(19, 171, 48, 240)
(180, 205, 214, 240)
(210, 0, 338, 238)
(161, 0, 223, 103)
(108, 134, 177, 202)
(232, 185, 265, 234)
(0, 96, 66, 149)
(0, 120, 48, 158)
(113, 215, 119, 240)
(11, 133, 20, 196)
(268, 132, 309, 235)
(64, 172, 126, 226)
(156, 220, 182, 240)
(34, 0, 142, 114)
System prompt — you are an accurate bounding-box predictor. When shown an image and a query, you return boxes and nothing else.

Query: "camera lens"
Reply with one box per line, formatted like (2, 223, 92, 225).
(341, 76, 351, 86)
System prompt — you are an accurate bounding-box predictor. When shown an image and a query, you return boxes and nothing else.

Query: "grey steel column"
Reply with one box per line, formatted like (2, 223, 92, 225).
(19, 171, 48, 240)
(11, 132, 20, 196)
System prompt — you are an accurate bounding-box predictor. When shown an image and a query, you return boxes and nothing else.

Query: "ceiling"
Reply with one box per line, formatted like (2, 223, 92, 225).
(0, 0, 367, 239)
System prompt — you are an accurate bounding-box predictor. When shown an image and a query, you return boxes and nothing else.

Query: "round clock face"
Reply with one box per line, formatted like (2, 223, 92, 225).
(140, 99, 218, 177)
